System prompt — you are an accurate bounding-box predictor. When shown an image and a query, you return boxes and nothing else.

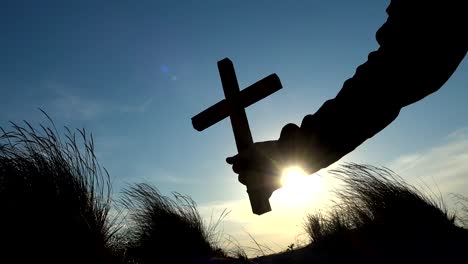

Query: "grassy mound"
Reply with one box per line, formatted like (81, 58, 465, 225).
(2, 116, 467, 264)
(0, 117, 116, 264)
(120, 183, 226, 263)
(0, 116, 232, 264)
(302, 164, 468, 264)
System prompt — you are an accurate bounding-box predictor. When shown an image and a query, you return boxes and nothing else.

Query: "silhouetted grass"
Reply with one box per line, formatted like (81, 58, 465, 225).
(4, 114, 467, 264)
(0, 114, 118, 263)
(453, 194, 468, 228)
(120, 183, 228, 263)
(302, 163, 468, 264)
(0, 115, 248, 264)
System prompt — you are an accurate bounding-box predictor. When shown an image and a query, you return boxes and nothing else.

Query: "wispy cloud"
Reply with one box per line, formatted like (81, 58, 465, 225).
(198, 197, 318, 256)
(388, 127, 468, 196)
(125, 167, 197, 186)
(197, 173, 339, 256)
(150, 171, 196, 185)
(51, 93, 105, 120)
(120, 98, 153, 113)
(45, 81, 107, 120)
(44, 81, 154, 120)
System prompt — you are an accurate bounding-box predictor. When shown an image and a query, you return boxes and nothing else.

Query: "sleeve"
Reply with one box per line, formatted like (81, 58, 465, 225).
(278, 0, 467, 171)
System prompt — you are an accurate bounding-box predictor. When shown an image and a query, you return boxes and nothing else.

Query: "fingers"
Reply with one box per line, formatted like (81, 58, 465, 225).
(226, 154, 248, 174)
(226, 155, 241, 173)
(238, 174, 246, 185)
(226, 155, 237, 165)
(226, 140, 281, 183)
(238, 170, 282, 196)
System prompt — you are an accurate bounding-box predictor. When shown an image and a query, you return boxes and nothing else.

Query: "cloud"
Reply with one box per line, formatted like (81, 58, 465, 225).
(51, 93, 105, 120)
(197, 172, 339, 256)
(198, 197, 319, 256)
(198, 198, 290, 256)
(151, 172, 196, 185)
(44, 81, 107, 120)
(44, 81, 154, 119)
(388, 127, 468, 196)
(120, 98, 153, 113)
(125, 167, 197, 186)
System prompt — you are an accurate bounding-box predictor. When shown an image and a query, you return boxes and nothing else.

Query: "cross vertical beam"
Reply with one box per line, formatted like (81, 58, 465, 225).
(218, 59, 253, 152)
(218, 59, 271, 215)
(192, 58, 283, 215)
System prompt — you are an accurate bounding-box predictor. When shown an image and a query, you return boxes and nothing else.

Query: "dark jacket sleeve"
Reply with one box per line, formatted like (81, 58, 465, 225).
(279, 0, 467, 171)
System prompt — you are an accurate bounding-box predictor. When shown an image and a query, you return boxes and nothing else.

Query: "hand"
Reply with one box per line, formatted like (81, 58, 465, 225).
(226, 140, 286, 195)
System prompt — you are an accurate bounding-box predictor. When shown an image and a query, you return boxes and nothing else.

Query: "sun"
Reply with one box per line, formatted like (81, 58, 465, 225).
(274, 166, 323, 206)
(281, 166, 308, 187)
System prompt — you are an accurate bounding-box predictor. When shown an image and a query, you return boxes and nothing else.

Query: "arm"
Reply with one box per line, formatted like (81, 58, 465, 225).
(279, 0, 468, 171)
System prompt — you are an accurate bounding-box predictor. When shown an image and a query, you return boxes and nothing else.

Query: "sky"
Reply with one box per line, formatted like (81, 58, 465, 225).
(1, 0, 467, 253)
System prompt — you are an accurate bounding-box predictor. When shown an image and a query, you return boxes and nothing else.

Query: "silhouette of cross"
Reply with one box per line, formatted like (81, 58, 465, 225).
(192, 58, 283, 215)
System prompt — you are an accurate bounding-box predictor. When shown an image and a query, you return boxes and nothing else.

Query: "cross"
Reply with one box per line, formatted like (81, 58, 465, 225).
(192, 58, 283, 215)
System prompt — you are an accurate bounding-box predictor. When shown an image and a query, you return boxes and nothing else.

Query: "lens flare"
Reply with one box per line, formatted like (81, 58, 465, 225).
(274, 166, 322, 206)
(281, 166, 307, 187)
(160, 65, 169, 73)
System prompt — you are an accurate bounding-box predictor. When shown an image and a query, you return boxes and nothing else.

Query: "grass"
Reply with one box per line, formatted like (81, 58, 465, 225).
(0, 113, 117, 264)
(119, 183, 228, 263)
(2, 115, 467, 264)
(0, 115, 230, 264)
(301, 163, 468, 264)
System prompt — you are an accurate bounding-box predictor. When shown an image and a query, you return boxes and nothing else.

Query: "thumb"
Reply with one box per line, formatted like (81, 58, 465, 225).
(226, 155, 238, 165)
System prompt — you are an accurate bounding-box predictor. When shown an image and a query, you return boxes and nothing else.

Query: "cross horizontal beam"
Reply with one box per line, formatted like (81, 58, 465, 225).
(192, 73, 282, 131)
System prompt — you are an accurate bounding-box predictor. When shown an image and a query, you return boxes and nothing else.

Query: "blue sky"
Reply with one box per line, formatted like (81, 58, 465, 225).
(1, 0, 467, 251)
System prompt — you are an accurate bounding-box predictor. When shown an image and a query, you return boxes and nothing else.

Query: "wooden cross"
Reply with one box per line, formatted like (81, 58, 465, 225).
(192, 58, 283, 215)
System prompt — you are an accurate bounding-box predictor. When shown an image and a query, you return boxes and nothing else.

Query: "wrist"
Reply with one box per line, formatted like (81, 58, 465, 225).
(278, 123, 313, 172)
(279, 115, 341, 174)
